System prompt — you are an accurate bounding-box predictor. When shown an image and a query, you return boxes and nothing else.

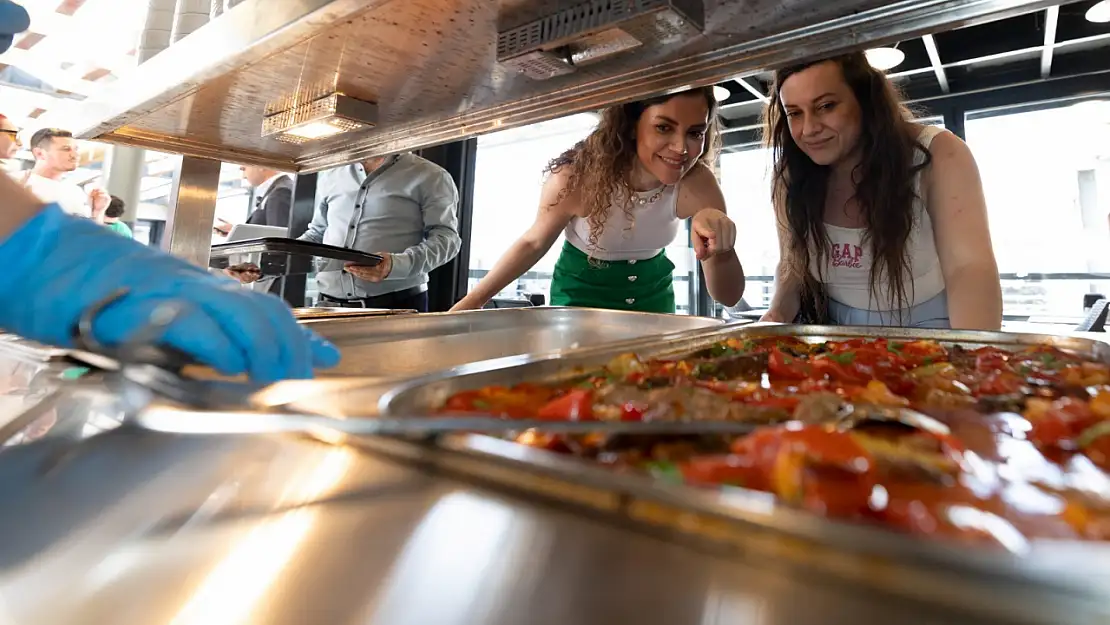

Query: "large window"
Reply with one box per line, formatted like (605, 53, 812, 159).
(965, 99, 1110, 319)
(469, 114, 596, 305)
(469, 113, 702, 313)
(719, 147, 776, 310)
(136, 152, 253, 248)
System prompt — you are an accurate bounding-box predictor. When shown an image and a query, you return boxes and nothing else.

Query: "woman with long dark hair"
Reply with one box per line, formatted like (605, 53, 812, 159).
(760, 53, 1001, 330)
(452, 88, 745, 313)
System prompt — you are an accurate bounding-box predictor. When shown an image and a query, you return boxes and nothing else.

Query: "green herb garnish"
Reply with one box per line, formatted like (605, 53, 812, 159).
(708, 343, 742, 358)
(1077, 422, 1110, 449)
(692, 362, 723, 380)
(830, 352, 856, 365)
(644, 461, 684, 484)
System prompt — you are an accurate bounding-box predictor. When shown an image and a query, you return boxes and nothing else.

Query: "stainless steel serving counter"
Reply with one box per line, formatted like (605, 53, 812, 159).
(303, 307, 725, 377)
(0, 335, 127, 445)
(0, 424, 1007, 625)
(2, 321, 1106, 624)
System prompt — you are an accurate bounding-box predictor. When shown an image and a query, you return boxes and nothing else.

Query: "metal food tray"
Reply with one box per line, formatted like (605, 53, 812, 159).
(208, 238, 383, 276)
(292, 307, 417, 320)
(296, 307, 727, 378)
(369, 324, 1110, 624)
(0, 334, 68, 362)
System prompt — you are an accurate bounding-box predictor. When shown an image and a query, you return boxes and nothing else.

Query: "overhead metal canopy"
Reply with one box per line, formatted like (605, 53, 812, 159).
(64, 0, 1075, 172)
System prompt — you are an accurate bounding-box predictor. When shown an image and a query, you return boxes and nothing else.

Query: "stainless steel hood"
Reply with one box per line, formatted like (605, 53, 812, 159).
(64, 0, 1070, 172)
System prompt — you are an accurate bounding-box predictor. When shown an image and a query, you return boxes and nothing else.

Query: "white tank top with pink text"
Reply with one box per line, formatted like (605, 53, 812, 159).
(815, 125, 946, 311)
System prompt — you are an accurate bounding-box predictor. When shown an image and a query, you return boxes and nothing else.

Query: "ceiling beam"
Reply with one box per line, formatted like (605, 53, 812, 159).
(1040, 5, 1060, 79)
(922, 34, 950, 94)
(720, 121, 762, 135)
(736, 77, 769, 103)
(721, 66, 1110, 139)
(888, 31, 1110, 82)
(0, 48, 96, 96)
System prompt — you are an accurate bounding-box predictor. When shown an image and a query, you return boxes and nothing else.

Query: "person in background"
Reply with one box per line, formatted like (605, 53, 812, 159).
(0, 113, 21, 160)
(214, 166, 295, 236)
(306, 154, 461, 311)
(0, 0, 338, 381)
(103, 195, 133, 239)
(231, 153, 462, 312)
(22, 128, 110, 222)
(760, 52, 1002, 330)
(222, 166, 296, 296)
(452, 88, 745, 314)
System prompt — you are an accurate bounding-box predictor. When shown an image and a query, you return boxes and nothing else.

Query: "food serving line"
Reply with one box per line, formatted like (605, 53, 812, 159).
(0, 312, 1108, 625)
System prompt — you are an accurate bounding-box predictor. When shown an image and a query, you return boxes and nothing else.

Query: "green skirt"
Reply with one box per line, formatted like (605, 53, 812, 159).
(549, 241, 676, 314)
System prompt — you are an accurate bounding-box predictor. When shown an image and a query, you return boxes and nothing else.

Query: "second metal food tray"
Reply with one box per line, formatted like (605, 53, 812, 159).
(369, 323, 1110, 624)
(298, 307, 727, 378)
(292, 307, 417, 320)
(208, 238, 384, 276)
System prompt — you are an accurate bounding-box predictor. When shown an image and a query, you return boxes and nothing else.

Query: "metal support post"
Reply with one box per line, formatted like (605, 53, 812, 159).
(103, 146, 146, 223)
(161, 156, 221, 267)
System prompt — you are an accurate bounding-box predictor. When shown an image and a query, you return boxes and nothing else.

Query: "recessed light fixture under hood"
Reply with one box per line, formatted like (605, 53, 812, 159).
(497, 0, 706, 81)
(1088, 0, 1110, 23)
(865, 46, 906, 71)
(263, 85, 378, 145)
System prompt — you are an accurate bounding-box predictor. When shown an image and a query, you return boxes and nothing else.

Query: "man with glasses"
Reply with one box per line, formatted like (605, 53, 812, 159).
(22, 128, 109, 221)
(0, 114, 20, 160)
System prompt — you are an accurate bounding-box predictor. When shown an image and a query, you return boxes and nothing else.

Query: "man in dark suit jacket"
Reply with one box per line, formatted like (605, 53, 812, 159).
(242, 166, 296, 233)
(236, 166, 299, 298)
(213, 167, 301, 238)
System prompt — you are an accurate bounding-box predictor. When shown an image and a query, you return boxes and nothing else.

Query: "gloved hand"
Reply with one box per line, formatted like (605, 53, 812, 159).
(0, 205, 340, 382)
(0, 1, 30, 54)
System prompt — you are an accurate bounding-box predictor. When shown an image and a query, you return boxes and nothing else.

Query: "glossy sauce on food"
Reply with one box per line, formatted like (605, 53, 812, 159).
(440, 336, 1110, 550)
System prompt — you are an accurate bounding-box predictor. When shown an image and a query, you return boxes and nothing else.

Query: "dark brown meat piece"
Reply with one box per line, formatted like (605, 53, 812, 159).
(977, 394, 1026, 413)
(593, 383, 789, 424)
(691, 352, 769, 381)
(947, 344, 976, 370)
(793, 392, 846, 424)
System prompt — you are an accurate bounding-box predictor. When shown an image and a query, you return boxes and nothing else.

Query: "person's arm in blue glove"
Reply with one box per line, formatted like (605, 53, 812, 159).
(0, 173, 340, 383)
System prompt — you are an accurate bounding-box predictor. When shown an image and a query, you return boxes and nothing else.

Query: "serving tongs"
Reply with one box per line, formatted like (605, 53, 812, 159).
(56, 290, 952, 441)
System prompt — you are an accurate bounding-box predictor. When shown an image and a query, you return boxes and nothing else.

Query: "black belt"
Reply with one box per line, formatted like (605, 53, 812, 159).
(319, 285, 427, 309)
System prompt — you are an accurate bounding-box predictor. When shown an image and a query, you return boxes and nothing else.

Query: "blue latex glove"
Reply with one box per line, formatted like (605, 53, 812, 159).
(0, 1, 30, 54)
(0, 205, 341, 382)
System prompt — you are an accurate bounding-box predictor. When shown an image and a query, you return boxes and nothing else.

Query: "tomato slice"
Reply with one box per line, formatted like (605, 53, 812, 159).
(977, 371, 1024, 396)
(811, 356, 872, 385)
(727, 424, 876, 517)
(620, 401, 648, 422)
(768, 347, 811, 380)
(443, 390, 487, 413)
(1024, 396, 1099, 449)
(536, 389, 594, 421)
(678, 455, 763, 488)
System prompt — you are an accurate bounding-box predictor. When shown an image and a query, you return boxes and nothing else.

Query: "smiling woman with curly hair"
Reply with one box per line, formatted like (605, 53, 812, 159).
(453, 88, 746, 314)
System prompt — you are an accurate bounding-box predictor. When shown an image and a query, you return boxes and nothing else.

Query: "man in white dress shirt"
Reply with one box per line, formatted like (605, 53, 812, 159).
(21, 128, 108, 221)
